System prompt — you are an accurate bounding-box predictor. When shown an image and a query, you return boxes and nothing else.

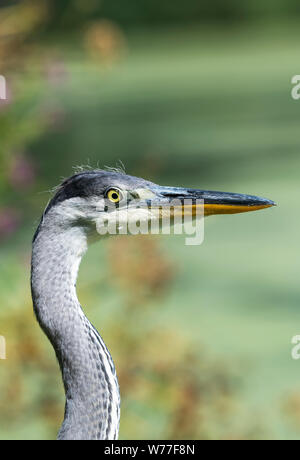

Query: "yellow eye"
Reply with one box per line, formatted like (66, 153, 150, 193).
(106, 188, 122, 203)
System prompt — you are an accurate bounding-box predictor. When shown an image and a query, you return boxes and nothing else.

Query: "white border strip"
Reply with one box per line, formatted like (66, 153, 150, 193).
(0, 336, 6, 360)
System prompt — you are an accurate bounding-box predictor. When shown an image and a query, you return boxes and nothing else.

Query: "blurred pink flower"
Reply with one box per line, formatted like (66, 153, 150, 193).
(0, 208, 20, 240)
(43, 103, 67, 130)
(9, 154, 36, 190)
(45, 60, 69, 87)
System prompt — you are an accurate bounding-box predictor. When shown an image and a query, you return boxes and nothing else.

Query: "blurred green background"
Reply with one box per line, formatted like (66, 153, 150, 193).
(0, 0, 299, 440)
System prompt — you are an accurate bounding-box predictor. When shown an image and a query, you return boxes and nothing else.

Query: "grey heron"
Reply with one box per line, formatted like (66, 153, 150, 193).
(31, 169, 274, 440)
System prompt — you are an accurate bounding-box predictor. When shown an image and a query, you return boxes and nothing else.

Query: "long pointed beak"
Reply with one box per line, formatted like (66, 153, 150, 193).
(150, 186, 275, 217)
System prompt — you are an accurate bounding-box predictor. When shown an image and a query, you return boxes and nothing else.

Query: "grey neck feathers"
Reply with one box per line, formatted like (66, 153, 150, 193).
(31, 215, 120, 440)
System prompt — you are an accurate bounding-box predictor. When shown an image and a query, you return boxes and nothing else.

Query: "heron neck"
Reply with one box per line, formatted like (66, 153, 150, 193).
(31, 224, 120, 440)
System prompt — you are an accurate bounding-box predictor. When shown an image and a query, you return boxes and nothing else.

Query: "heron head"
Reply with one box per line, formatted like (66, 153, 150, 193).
(39, 169, 275, 240)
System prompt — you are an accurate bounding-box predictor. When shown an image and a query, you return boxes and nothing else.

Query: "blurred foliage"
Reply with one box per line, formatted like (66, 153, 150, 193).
(0, 0, 299, 441)
(40, 0, 300, 31)
(0, 0, 48, 236)
(106, 237, 266, 440)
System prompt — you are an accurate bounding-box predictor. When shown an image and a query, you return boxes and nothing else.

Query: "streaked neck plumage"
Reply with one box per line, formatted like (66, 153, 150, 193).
(31, 215, 120, 440)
